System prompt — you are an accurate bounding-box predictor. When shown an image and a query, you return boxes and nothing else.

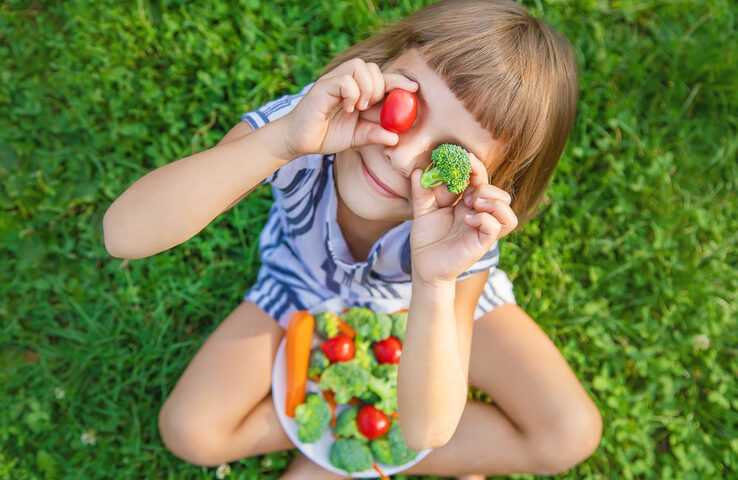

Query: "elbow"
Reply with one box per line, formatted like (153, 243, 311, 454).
(102, 207, 140, 259)
(404, 430, 453, 452)
(398, 401, 463, 451)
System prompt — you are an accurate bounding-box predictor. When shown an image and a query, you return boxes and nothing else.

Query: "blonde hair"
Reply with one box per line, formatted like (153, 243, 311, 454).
(325, 0, 579, 226)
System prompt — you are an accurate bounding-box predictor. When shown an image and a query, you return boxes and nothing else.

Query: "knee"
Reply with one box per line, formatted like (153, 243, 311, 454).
(531, 402, 603, 475)
(158, 401, 228, 467)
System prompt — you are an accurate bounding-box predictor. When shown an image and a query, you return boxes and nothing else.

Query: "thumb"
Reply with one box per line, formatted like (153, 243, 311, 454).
(410, 169, 437, 218)
(352, 119, 398, 147)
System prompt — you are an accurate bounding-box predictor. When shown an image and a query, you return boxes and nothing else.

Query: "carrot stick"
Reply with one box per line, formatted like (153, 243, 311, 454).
(285, 311, 314, 418)
(373, 462, 390, 480)
(348, 397, 363, 406)
(392, 309, 409, 314)
(322, 390, 337, 428)
(335, 317, 356, 339)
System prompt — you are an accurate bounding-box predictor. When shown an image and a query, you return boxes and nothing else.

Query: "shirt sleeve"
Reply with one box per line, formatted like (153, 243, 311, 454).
(241, 83, 313, 130)
(240, 83, 319, 189)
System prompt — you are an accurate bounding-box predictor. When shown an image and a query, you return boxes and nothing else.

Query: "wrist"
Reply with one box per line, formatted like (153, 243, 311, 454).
(411, 274, 455, 303)
(260, 116, 302, 162)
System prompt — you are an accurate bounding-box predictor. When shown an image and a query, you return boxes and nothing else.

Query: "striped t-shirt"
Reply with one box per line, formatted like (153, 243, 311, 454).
(242, 84, 516, 328)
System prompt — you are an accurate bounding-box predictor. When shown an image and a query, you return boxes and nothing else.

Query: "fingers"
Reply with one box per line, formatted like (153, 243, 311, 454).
(324, 58, 418, 113)
(410, 168, 438, 218)
(352, 119, 399, 147)
(463, 211, 503, 246)
(461, 185, 518, 239)
(382, 72, 419, 93)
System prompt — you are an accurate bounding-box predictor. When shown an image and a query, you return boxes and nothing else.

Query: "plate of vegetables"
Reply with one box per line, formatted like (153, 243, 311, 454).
(272, 302, 432, 478)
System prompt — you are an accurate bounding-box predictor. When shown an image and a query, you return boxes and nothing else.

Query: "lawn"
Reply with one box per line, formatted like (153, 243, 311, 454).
(1, 0, 736, 479)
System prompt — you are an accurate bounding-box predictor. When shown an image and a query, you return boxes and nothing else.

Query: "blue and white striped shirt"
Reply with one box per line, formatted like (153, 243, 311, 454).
(242, 84, 515, 328)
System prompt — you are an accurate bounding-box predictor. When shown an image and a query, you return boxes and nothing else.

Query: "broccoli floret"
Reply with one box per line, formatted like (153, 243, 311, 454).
(370, 437, 395, 465)
(308, 349, 330, 378)
(367, 375, 397, 415)
(319, 362, 370, 403)
(389, 311, 408, 342)
(353, 338, 378, 371)
(342, 307, 392, 343)
(333, 406, 369, 441)
(329, 437, 374, 473)
(372, 363, 398, 383)
(387, 421, 419, 464)
(420, 143, 471, 194)
(294, 393, 331, 444)
(314, 311, 341, 339)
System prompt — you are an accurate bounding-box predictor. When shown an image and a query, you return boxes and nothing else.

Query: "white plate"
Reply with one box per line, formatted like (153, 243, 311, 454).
(271, 302, 431, 478)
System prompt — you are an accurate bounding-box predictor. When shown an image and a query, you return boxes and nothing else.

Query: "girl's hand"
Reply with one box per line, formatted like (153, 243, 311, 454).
(409, 153, 518, 288)
(282, 58, 418, 157)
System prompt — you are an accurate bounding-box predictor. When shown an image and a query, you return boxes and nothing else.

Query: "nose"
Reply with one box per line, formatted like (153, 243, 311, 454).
(383, 129, 433, 177)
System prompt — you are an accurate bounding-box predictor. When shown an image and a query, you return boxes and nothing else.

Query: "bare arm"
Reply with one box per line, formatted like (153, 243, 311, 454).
(103, 118, 294, 259)
(103, 59, 416, 260)
(397, 270, 487, 450)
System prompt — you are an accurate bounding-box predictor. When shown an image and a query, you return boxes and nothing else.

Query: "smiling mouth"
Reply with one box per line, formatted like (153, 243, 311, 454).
(359, 155, 401, 199)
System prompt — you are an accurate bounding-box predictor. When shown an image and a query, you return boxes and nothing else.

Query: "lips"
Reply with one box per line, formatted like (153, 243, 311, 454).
(359, 155, 402, 199)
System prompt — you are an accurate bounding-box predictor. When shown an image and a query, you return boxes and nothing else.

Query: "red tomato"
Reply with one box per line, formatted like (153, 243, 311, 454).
(321, 335, 355, 363)
(357, 405, 390, 440)
(380, 89, 417, 134)
(373, 336, 402, 364)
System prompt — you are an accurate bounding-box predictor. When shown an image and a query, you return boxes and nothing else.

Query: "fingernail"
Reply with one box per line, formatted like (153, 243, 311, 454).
(464, 195, 472, 206)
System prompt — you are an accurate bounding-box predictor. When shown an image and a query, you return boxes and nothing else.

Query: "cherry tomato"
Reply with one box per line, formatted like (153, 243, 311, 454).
(356, 405, 390, 440)
(321, 334, 355, 363)
(373, 336, 402, 364)
(380, 89, 417, 134)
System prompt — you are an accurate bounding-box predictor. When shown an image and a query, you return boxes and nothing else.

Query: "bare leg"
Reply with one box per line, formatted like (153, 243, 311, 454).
(402, 303, 602, 477)
(158, 301, 295, 466)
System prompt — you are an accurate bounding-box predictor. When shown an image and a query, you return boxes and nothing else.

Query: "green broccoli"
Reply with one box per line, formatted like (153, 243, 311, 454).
(389, 311, 408, 342)
(370, 437, 395, 465)
(353, 337, 378, 371)
(294, 393, 331, 444)
(308, 349, 330, 378)
(342, 307, 392, 343)
(367, 375, 397, 414)
(314, 311, 341, 339)
(387, 421, 419, 464)
(420, 143, 471, 194)
(319, 361, 370, 403)
(329, 438, 374, 473)
(333, 406, 369, 442)
(372, 363, 398, 383)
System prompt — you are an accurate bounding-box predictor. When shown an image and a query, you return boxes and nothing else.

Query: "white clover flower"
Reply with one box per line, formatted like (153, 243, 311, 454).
(691, 334, 710, 351)
(54, 387, 66, 400)
(80, 429, 97, 446)
(215, 463, 231, 479)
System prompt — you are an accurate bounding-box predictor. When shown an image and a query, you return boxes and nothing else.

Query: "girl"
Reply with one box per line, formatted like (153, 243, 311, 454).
(103, 0, 602, 478)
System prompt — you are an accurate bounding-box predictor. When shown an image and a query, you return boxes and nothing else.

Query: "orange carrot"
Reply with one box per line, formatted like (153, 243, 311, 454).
(389, 411, 399, 419)
(336, 317, 356, 339)
(373, 462, 390, 480)
(393, 309, 409, 314)
(322, 390, 337, 428)
(348, 397, 364, 406)
(285, 310, 314, 418)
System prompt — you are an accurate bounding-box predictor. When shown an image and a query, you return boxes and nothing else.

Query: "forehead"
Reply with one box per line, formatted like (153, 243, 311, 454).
(384, 49, 498, 164)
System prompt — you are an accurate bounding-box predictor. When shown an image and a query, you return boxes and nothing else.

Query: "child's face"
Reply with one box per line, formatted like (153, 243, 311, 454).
(334, 49, 501, 225)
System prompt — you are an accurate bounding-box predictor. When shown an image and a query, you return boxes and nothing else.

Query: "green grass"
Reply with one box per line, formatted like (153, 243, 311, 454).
(1, 0, 736, 478)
